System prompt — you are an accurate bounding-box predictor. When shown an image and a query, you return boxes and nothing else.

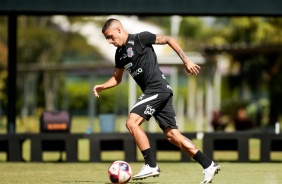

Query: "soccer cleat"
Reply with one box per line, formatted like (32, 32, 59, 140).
(132, 164, 160, 180)
(200, 162, 220, 184)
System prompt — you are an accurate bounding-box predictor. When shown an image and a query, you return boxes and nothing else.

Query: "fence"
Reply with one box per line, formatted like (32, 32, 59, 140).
(0, 132, 281, 162)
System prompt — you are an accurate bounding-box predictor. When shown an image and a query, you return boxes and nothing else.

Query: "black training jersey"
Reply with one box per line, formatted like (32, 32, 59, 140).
(115, 31, 172, 94)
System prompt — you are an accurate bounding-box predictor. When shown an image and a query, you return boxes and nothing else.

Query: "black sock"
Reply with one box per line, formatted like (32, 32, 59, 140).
(193, 150, 212, 169)
(141, 148, 157, 167)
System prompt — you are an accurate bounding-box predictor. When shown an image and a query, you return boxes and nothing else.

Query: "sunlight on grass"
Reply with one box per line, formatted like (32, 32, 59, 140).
(157, 151, 181, 161)
(249, 138, 260, 161)
(0, 163, 282, 183)
(0, 152, 6, 160)
(78, 139, 90, 161)
(271, 152, 282, 161)
(101, 151, 125, 161)
(214, 151, 238, 161)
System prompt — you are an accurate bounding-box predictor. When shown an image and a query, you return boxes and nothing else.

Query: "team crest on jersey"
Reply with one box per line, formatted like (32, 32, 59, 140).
(144, 105, 155, 115)
(127, 47, 134, 58)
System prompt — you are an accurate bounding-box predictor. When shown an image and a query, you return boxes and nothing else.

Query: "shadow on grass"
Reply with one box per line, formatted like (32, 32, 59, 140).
(61, 181, 158, 184)
(104, 183, 158, 184)
(61, 181, 95, 183)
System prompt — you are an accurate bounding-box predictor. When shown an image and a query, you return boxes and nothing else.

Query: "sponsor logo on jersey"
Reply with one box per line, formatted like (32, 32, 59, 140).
(144, 105, 155, 115)
(124, 62, 133, 69)
(130, 68, 143, 77)
(127, 47, 134, 58)
(128, 40, 134, 45)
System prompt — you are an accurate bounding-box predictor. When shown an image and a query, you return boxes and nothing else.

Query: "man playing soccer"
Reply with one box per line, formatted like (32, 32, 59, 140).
(93, 18, 220, 183)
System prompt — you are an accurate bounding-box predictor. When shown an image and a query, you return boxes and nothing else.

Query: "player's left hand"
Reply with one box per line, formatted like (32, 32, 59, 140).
(184, 60, 201, 75)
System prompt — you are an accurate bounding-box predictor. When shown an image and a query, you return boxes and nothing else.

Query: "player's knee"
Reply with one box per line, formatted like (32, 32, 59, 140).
(126, 116, 145, 132)
(125, 120, 132, 131)
(125, 119, 137, 132)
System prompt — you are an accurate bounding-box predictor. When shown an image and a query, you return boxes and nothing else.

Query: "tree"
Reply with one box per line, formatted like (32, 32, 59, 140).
(211, 17, 282, 125)
(17, 16, 103, 113)
(0, 16, 7, 113)
(178, 17, 205, 51)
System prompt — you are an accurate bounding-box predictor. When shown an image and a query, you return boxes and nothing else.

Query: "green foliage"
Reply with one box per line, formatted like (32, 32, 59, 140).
(113, 82, 129, 115)
(15, 15, 104, 112)
(17, 16, 103, 64)
(0, 17, 7, 105)
(97, 88, 115, 114)
(0, 16, 7, 43)
(179, 17, 204, 40)
(66, 78, 89, 110)
(178, 17, 205, 51)
(66, 77, 129, 115)
(97, 81, 130, 114)
(138, 16, 171, 34)
(63, 32, 103, 61)
(0, 70, 6, 101)
(1, 15, 282, 125)
(211, 17, 282, 45)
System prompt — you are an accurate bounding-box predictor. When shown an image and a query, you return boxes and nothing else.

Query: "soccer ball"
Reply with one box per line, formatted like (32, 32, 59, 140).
(108, 160, 132, 184)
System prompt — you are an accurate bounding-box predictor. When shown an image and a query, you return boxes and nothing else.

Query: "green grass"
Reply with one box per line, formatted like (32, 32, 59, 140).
(0, 162, 281, 184)
(0, 115, 196, 134)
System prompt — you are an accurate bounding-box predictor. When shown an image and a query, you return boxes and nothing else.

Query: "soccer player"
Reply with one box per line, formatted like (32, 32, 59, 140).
(93, 18, 220, 183)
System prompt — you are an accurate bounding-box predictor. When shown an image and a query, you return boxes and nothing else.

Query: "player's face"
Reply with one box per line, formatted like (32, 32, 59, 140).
(103, 27, 123, 47)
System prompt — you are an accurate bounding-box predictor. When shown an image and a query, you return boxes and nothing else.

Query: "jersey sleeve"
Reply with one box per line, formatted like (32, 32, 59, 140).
(115, 48, 124, 68)
(137, 31, 156, 48)
(135, 32, 156, 55)
(115, 61, 124, 68)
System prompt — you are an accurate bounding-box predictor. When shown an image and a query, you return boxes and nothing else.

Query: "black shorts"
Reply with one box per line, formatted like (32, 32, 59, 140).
(130, 93, 178, 131)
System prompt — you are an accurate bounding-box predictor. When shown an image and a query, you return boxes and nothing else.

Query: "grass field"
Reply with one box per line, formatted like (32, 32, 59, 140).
(0, 162, 281, 184)
(1, 116, 282, 183)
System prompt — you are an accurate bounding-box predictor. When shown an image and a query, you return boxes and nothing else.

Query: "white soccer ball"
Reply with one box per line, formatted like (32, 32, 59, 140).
(108, 160, 132, 184)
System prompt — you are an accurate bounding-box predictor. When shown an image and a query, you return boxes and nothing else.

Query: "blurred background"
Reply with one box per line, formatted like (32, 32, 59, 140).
(0, 15, 282, 134)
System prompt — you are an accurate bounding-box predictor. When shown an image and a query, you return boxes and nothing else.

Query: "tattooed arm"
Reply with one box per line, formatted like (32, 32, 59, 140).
(155, 34, 200, 75)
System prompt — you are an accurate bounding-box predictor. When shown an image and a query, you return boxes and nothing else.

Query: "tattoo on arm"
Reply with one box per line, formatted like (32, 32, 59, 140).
(156, 35, 171, 44)
(156, 35, 189, 65)
(177, 49, 188, 63)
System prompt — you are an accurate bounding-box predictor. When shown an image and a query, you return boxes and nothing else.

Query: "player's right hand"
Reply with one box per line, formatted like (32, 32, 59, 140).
(93, 84, 104, 97)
